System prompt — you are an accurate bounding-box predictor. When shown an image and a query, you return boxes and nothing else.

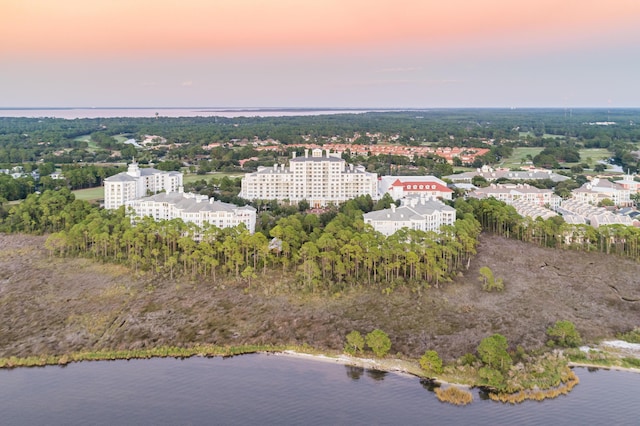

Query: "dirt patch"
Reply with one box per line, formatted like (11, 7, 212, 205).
(0, 233, 638, 361)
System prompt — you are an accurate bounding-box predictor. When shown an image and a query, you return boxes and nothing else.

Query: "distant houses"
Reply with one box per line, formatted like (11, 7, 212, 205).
(444, 166, 569, 183)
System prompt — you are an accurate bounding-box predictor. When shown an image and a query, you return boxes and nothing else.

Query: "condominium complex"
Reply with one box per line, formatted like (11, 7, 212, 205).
(239, 148, 378, 207)
(104, 161, 183, 209)
(363, 196, 456, 236)
(126, 191, 257, 233)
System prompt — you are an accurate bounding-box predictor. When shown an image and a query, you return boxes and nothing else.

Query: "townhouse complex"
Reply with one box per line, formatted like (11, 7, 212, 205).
(239, 148, 378, 208)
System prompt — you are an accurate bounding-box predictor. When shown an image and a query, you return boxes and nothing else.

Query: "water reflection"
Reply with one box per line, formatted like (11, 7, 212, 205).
(345, 365, 364, 380)
(365, 369, 388, 381)
(419, 378, 439, 392)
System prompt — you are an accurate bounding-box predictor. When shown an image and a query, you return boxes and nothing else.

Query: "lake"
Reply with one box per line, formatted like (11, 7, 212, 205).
(1, 354, 637, 425)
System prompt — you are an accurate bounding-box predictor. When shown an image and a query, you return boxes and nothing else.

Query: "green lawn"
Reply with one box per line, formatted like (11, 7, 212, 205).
(501, 147, 544, 168)
(74, 134, 100, 152)
(72, 187, 104, 202)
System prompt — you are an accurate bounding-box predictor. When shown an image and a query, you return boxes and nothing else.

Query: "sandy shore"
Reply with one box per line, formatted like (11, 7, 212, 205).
(273, 350, 422, 378)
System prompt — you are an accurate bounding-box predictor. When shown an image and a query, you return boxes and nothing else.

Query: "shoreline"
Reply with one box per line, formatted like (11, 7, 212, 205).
(567, 361, 640, 374)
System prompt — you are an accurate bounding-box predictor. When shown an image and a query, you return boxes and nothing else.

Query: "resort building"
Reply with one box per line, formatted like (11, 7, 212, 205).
(239, 148, 378, 208)
(571, 178, 631, 207)
(468, 183, 562, 209)
(126, 191, 257, 233)
(104, 161, 182, 209)
(363, 196, 456, 236)
(378, 175, 453, 201)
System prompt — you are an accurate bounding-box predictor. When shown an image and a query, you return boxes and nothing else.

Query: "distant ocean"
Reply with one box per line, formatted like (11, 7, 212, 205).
(0, 108, 394, 119)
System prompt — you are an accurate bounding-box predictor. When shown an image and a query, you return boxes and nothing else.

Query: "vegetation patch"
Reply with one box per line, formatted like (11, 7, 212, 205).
(434, 386, 474, 405)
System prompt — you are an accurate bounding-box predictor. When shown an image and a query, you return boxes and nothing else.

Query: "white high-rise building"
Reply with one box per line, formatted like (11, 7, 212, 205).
(104, 161, 183, 209)
(240, 148, 378, 207)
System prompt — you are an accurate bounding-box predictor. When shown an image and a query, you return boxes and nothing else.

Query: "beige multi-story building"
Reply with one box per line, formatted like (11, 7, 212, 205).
(104, 161, 183, 209)
(239, 148, 378, 207)
(572, 178, 631, 207)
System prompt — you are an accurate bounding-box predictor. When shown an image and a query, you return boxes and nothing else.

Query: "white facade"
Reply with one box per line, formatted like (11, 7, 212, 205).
(240, 148, 378, 208)
(126, 191, 257, 233)
(104, 162, 183, 209)
(363, 196, 456, 236)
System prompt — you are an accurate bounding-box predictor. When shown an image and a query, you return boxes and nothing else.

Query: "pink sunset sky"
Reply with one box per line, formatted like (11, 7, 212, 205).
(1, 0, 639, 108)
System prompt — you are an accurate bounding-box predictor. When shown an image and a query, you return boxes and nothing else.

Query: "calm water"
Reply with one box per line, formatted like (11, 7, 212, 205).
(0, 108, 387, 119)
(0, 355, 638, 426)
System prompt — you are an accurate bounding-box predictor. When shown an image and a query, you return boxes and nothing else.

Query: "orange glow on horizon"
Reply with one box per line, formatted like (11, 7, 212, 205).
(2, 0, 640, 57)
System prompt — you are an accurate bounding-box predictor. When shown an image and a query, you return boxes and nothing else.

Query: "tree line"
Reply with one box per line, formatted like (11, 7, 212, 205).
(465, 197, 640, 259)
(0, 190, 481, 293)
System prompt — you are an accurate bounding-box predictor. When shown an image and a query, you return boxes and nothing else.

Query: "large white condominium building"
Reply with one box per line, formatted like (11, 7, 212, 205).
(126, 191, 257, 233)
(104, 161, 183, 209)
(239, 148, 378, 208)
(363, 196, 456, 236)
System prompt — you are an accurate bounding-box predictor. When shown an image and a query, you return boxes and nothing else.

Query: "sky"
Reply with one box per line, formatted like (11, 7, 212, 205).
(1, 0, 639, 108)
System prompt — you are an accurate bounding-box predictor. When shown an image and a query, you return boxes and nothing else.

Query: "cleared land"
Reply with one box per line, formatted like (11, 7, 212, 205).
(0, 233, 637, 361)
